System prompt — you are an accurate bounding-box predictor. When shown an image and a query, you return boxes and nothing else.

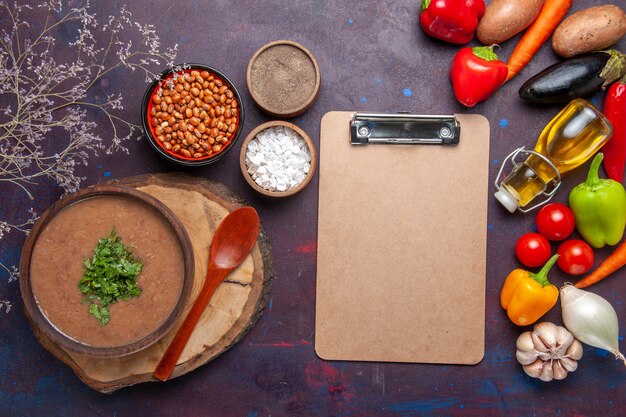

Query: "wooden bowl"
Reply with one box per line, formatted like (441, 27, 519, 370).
(19, 185, 195, 357)
(239, 121, 317, 197)
(247, 41, 320, 118)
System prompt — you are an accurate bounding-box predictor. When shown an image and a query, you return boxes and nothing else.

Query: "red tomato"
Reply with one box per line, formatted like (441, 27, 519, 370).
(557, 240, 594, 275)
(515, 233, 552, 267)
(536, 203, 575, 241)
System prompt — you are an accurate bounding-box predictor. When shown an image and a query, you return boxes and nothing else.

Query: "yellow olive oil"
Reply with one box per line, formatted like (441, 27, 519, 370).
(496, 99, 614, 211)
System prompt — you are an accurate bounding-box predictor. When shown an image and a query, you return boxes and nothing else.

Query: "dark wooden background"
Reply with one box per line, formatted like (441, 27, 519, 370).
(1, 1, 625, 416)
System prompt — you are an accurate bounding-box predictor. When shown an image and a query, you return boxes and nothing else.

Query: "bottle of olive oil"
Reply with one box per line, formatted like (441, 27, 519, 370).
(495, 99, 613, 213)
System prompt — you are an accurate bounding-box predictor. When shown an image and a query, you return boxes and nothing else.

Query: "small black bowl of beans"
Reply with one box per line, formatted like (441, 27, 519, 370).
(142, 64, 244, 166)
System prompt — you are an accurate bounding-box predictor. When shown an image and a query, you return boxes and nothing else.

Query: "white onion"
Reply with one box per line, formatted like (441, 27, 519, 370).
(560, 284, 626, 365)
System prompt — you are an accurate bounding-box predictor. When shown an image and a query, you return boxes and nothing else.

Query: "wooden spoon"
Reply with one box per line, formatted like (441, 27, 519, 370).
(153, 206, 260, 381)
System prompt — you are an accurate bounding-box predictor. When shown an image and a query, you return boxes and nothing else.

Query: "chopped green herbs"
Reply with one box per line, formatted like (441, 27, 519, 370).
(79, 228, 143, 325)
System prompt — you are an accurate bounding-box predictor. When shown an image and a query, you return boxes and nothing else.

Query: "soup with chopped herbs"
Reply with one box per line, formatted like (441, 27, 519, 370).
(30, 195, 184, 348)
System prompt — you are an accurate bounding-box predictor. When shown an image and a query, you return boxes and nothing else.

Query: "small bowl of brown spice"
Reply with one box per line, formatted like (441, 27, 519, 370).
(247, 40, 320, 118)
(142, 64, 244, 166)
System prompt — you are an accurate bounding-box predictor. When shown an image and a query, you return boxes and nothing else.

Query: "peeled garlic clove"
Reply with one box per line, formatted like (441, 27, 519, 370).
(516, 349, 539, 365)
(538, 360, 554, 382)
(523, 359, 545, 379)
(516, 332, 540, 365)
(516, 331, 535, 352)
(554, 325, 575, 356)
(552, 360, 568, 380)
(566, 339, 584, 361)
(534, 322, 558, 348)
(560, 356, 579, 372)
(531, 330, 550, 352)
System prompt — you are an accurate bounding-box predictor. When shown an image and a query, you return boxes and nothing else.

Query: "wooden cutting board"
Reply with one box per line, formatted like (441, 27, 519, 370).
(26, 173, 273, 393)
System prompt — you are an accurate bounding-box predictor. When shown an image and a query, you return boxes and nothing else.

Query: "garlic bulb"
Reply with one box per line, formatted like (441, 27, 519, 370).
(516, 322, 583, 381)
(560, 284, 626, 365)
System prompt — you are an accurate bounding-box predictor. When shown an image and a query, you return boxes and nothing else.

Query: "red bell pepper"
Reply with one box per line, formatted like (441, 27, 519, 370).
(602, 75, 626, 183)
(450, 45, 508, 107)
(420, 0, 485, 45)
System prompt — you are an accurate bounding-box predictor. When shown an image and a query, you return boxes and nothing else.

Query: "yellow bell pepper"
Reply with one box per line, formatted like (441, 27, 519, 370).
(501, 254, 559, 326)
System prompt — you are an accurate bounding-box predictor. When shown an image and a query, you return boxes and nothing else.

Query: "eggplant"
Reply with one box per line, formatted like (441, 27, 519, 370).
(519, 50, 626, 104)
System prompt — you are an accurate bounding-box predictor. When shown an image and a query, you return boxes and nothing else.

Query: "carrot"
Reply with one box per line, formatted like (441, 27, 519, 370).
(506, 0, 572, 81)
(575, 241, 626, 289)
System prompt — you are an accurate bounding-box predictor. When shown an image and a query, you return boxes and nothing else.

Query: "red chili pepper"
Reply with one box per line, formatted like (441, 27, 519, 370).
(450, 46, 508, 107)
(419, 0, 485, 45)
(602, 76, 626, 183)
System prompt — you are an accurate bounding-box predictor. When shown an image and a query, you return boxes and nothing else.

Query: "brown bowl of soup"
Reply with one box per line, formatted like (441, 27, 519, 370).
(19, 185, 194, 357)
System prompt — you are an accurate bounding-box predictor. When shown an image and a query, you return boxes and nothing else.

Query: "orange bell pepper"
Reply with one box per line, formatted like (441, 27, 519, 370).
(501, 254, 559, 326)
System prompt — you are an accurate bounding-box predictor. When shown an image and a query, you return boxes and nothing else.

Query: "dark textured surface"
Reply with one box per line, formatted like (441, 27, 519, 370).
(1, 1, 625, 416)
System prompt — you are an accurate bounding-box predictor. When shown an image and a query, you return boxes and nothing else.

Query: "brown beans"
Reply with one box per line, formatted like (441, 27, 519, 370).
(150, 69, 239, 159)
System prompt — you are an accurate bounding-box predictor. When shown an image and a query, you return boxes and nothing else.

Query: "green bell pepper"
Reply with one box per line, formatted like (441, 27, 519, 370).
(569, 153, 626, 248)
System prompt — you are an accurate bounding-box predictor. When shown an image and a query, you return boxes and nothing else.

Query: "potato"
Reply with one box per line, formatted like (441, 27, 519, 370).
(477, 0, 544, 45)
(552, 5, 626, 58)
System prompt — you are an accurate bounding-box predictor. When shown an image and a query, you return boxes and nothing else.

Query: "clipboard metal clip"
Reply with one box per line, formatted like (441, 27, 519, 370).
(350, 112, 460, 145)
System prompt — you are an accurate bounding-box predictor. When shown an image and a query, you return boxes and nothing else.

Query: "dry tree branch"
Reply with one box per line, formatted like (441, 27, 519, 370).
(0, 0, 177, 285)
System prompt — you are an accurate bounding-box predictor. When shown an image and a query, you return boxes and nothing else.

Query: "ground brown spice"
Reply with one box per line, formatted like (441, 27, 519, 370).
(249, 44, 317, 114)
